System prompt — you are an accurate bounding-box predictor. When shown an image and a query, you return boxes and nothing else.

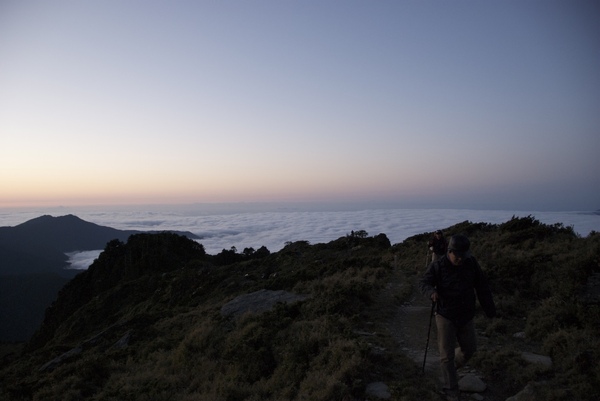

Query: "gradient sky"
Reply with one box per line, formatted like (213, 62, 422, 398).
(1, 1, 599, 211)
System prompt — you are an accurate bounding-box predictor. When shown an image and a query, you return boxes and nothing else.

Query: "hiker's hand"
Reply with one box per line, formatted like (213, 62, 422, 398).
(430, 292, 439, 303)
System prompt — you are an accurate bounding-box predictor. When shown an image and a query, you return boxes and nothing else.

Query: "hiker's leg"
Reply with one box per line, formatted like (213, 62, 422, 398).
(436, 314, 459, 391)
(455, 319, 477, 368)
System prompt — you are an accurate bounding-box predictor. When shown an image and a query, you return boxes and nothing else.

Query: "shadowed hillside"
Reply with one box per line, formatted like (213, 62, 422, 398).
(0, 214, 200, 276)
(0, 215, 200, 342)
(1, 217, 599, 401)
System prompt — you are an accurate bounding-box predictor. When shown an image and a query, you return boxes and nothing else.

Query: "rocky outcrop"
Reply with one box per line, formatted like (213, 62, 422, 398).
(520, 352, 552, 369)
(39, 347, 82, 372)
(365, 382, 391, 399)
(458, 373, 487, 392)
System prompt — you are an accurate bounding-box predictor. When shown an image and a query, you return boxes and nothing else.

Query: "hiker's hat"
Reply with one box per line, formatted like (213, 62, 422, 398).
(448, 235, 471, 258)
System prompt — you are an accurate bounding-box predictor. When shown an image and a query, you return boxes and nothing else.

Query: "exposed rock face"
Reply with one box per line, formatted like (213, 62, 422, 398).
(521, 352, 553, 369)
(39, 347, 82, 372)
(112, 331, 131, 349)
(220, 289, 309, 317)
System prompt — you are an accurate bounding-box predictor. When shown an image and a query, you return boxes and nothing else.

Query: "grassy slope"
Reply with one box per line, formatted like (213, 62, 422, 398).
(0, 217, 598, 401)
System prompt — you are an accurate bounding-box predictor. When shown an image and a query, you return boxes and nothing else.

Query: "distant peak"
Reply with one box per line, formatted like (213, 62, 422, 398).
(18, 214, 85, 227)
(60, 214, 83, 220)
(19, 215, 55, 225)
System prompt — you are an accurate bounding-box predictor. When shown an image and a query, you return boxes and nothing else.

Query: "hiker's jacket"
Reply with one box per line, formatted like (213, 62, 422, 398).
(419, 255, 496, 327)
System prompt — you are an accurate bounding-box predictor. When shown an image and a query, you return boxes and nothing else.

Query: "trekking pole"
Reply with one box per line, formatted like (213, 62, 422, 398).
(422, 300, 436, 374)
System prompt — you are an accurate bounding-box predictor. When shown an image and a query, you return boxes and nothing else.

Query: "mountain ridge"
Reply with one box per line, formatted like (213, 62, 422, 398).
(1, 216, 599, 400)
(0, 214, 201, 342)
(1, 214, 200, 268)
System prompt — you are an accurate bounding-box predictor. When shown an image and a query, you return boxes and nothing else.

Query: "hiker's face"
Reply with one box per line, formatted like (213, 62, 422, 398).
(448, 250, 465, 266)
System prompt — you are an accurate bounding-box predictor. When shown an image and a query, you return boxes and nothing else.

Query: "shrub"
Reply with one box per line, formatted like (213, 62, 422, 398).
(543, 328, 600, 400)
(525, 297, 580, 342)
(471, 347, 530, 397)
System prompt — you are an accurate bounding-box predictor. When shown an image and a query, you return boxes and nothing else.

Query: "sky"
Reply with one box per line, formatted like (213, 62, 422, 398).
(1, 1, 599, 211)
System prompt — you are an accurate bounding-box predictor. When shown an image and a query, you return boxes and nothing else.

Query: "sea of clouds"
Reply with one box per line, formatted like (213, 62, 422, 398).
(1, 204, 598, 270)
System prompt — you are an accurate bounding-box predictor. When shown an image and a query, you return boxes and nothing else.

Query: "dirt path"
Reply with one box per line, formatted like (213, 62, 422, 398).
(383, 270, 505, 401)
(390, 285, 440, 375)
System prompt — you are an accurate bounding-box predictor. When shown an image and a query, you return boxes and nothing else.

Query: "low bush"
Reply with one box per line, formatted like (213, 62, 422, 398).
(543, 328, 600, 398)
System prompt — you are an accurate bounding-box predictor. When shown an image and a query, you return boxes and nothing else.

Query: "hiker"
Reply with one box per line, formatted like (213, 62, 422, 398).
(428, 230, 448, 262)
(419, 235, 496, 401)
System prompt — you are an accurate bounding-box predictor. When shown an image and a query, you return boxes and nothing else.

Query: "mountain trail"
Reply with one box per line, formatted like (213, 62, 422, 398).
(377, 263, 506, 401)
